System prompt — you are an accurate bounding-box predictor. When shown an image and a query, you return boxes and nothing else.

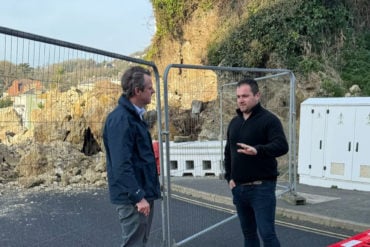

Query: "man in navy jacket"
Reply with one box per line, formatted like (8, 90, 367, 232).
(224, 78, 288, 247)
(103, 66, 161, 247)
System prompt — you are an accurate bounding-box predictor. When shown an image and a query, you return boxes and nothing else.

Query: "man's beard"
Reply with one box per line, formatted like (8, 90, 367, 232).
(239, 105, 252, 114)
(243, 109, 252, 114)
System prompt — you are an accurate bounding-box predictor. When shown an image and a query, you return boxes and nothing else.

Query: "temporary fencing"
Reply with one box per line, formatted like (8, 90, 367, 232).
(0, 26, 297, 247)
(161, 64, 296, 246)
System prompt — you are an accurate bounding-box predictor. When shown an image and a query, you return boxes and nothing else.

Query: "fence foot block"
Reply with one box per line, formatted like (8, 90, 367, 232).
(281, 191, 306, 205)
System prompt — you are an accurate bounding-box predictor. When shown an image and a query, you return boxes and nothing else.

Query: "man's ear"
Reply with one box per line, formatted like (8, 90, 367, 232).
(134, 87, 141, 95)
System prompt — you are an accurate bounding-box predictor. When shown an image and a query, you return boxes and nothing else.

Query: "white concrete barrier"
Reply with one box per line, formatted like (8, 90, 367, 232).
(162, 141, 226, 177)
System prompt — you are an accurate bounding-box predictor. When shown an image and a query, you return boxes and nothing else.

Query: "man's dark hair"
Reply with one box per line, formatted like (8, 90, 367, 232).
(237, 78, 259, 95)
(121, 66, 151, 98)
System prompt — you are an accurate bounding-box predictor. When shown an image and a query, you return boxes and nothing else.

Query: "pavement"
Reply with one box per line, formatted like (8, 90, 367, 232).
(1, 177, 368, 246)
(170, 176, 370, 233)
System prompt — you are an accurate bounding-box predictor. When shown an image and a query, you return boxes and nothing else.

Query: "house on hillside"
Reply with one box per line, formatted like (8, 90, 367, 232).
(13, 90, 45, 130)
(7, 79, 44, 129)
(7, 79, 43, 96)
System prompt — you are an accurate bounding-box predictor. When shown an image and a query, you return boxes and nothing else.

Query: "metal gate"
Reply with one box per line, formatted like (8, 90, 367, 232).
(161, 64, 297, 247)
(0, 26, 166, 246)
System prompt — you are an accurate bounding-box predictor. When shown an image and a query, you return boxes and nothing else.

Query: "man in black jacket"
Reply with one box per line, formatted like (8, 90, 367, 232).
(224, 78, 288, 247)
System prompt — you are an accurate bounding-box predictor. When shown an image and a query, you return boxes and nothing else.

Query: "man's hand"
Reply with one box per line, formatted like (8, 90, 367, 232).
(229, 179, 236, 190)
(236, 143, 257, 155)
(136, 198, 150, 216)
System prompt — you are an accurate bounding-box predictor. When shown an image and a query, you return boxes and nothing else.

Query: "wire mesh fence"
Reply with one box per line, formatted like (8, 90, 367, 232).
(0, 26, 163, 246)
(161, 64, 296, 246)
(0, 26, 296, 247)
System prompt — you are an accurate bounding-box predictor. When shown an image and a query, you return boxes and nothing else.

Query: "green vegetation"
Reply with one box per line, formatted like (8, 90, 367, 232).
(0, 97, 13, 108)
(207, 0, 349, 68)
(151, 0, 188, 38)
(204, 0, 370, 96)
(339, 33, 370, 95)
(319, 78, 346, 97)
(37, 102, 44, 109)
(150, 0, 214, 38)
(148, 0, 199, 60)
(17, 63, 33, 77)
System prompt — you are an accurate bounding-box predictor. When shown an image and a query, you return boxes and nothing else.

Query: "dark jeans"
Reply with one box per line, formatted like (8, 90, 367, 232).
(116, 201, 154, 247)
(232, 180, 280, 247)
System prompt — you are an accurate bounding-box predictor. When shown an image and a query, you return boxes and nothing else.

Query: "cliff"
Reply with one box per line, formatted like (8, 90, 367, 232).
(146, 0, 369, 143)
(149, 0, 369, 98)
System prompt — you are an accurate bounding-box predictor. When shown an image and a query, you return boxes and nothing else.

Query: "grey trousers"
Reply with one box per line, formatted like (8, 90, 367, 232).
(116, 201, 154, 247)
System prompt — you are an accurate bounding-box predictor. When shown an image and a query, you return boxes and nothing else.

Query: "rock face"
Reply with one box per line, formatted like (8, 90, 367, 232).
(149, 1, 301, 142)
(0, 143, 20, 185)
(0, 81, 120, 190)
(1, 141, 106, 189)
(0, 107, 24, 143)
(17, 141, 106, 188)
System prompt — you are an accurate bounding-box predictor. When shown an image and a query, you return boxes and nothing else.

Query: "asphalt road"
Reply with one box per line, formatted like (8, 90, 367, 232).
(0, 188, 356, 247)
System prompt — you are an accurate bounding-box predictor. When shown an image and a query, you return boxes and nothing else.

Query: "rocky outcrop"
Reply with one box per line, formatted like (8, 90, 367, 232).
(0, 81, 121, 190)
(15, 140, 106, 189)
(0, 107, 24, 143)
(0, 143, 20, 185)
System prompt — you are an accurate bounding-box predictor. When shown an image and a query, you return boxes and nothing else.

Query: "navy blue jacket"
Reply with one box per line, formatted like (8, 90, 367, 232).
(224, 103, 288, 184)
(103, 95, 161, 205)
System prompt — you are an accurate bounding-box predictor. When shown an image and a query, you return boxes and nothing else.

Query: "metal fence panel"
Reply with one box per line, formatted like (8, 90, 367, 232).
(162, 64, 296, 247)
(0, 26, 165, 246)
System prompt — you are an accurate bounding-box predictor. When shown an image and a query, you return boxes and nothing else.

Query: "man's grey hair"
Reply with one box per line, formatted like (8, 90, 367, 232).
(121, 66, 151, 98)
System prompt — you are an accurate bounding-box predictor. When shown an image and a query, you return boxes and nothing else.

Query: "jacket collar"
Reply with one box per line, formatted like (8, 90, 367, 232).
(118, 95, 141, 120)
(236, 102, 262, 118)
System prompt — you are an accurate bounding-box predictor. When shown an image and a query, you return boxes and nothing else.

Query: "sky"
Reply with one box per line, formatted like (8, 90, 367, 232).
(0, 0, 156, 55)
